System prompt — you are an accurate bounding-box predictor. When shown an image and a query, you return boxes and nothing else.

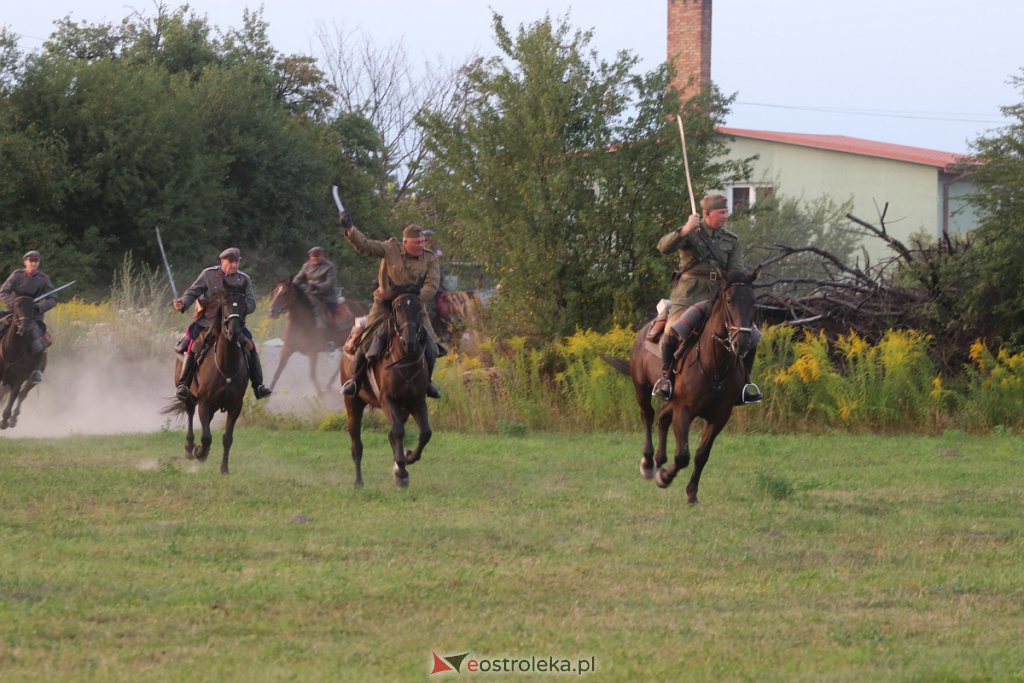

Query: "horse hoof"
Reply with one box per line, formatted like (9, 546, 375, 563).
(354, 480, 364, 490)
(640, 459, 656, 480)
(7, 417, 16, 428)
(220, 467, 229, 475)
(0, 421, 7, 430)
(655, 469, 672, 489)
(184, 446, 196, 460)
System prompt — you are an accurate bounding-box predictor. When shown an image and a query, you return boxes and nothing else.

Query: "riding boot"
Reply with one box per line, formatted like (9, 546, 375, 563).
(247, 347, 272, 399)
(176, 351, 197, 399)
(425, 337, 441, 399)
(341, 349, 369, 396)
(738, 346, 763, 405)
(652, 331, 679, 400)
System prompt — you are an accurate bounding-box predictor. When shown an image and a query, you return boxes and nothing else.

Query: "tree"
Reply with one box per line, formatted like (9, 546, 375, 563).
(418, 12, 747, 338)
(963, 69, 1024, 347)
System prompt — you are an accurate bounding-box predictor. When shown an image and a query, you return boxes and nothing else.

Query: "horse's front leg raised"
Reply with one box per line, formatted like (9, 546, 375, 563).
(385, 400, 410, 488)
(7, 380, 37, 428)
(268, 347, 294, 391)
(220, 407, 240, 475)
(656, 405, 692, 490)
(345, 396, 366, 489)
(0, 384, 18, 429)
(194, 402, 214, 462)
(405, 399, 432, 465)
(685, 419, 726, 505)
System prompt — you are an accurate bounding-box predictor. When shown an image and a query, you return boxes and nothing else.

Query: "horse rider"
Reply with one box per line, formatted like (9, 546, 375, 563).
(0, 251, 57, 384)
(652, 193, 762, 403)
(171, 247, 272, 401)
(292, 246, 339, 335)
(338, 214, 443, 399)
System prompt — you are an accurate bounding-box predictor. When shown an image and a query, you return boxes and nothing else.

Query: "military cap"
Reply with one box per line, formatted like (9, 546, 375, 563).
(22, 250, 41, 261)
(308, 246, 325, 257)
(402, 224, 424, 239)
(700, 193, 728, 213)
(219, 247, 241, 261)
(421, 229, 435, 238)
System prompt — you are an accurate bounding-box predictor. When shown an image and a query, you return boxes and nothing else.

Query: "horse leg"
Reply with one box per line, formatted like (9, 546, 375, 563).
(1, 385, 18, 429)
(405, 400, 432, 465)
(633, 381, 656, 479)
(656, 406, 692, 489)
(220, 408, 240, 475)
(345, 396, 366, 489)
(8, 380, 36, 428)
(386, 401, 410, 488)
(269, 346, 294, 391)
(654, 403, 672, 469)
(184, 400, 196, 459)
(685, 419, 726, 505)
(308, 352, 323, 396)
(195, 402, 214, 462)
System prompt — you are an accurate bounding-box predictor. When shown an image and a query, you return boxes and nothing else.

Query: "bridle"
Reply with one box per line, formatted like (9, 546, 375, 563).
(712, 282, 754, 357)
(386, 292, 426, 379)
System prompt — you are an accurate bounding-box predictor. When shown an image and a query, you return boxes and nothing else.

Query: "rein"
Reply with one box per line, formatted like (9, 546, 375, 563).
(383, 293, 427, 387)
(690, 282, 752, 390)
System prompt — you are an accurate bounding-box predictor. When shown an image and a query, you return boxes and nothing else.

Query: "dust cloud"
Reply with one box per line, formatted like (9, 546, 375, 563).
(2, 340, 343, 438)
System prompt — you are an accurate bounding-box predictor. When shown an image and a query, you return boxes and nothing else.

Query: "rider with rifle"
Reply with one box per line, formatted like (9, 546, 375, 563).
(338, 214, 444, 399)
(292, 246, 339, 337)
(0, 251, 59, 384)
(652, 194, 762, 404)
(171, 247, 272, 401)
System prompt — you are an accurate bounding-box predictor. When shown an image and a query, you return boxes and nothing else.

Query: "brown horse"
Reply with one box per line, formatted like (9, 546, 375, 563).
(339, 279, 431, 489)
(0, 297, 44, 430)
(606, 270, 758, 504)
(267, 278, 368, 394)
(165, 289, 249, 474)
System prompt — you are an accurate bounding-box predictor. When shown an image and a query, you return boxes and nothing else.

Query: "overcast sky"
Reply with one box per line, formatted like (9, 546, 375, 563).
(7, 1, 1021, 154)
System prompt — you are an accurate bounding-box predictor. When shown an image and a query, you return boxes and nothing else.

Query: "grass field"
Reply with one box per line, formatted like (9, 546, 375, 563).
(1, 427, 1022, 681)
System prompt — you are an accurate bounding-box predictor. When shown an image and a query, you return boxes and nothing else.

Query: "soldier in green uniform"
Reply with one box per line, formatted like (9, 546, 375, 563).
(0, 251, 58, 384)
(292, 246, 339, 334)
(652, 193, 762, 403)
(338, 214, 443, 399)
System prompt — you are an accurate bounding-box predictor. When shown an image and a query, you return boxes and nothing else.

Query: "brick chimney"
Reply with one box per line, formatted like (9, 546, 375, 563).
(667, 0, 712, 101)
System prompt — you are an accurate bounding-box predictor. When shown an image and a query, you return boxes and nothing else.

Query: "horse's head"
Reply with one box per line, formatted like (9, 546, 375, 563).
(269, 277, 295, 319)
(381, 276, 425, 356)
(11, 296, 39, 337)
(218, 288, 247, 343)
(712, 269, 758, 357)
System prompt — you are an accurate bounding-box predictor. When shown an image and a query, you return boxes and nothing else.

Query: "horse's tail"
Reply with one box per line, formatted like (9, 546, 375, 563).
(599, 353, 631, 377)
(161, 396, 190, 421)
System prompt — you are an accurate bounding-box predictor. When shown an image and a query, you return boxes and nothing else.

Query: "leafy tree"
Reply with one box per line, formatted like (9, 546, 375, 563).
(963, 70, 1024, 346)
(418, 12, 747, 338)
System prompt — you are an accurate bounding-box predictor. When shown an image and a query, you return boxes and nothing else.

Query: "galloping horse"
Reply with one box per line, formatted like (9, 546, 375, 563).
(0, 297, 44, 429)
(165, 289, 249, 474)
(339, 278, 432, 489)
(267, 278, 368, 394)
(606, 270, 758, 504)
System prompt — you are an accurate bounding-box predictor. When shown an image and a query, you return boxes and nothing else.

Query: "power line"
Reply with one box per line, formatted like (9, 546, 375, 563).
(734, 100, 1008, 124)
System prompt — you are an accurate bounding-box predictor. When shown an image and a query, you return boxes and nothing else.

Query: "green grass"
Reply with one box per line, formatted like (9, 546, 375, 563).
(1, 428, 1022, 681)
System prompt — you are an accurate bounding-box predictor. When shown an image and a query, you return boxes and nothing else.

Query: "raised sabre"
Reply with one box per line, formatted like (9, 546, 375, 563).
(675, 114, 698, 216)
(34, 280, 77, 303)
(331, 185, 346, 215)
(155, 226, 179, 299)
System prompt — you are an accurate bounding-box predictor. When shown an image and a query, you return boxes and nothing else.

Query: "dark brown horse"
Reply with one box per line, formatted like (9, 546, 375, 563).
(165, 289, 249, 474)
(267, 278, 368, 394)
(606, 270, 757, 504)
(0, 297, 44, 430)
(339, 279, 431, 489)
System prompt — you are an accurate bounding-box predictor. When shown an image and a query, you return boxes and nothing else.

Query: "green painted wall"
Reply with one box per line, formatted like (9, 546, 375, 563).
(721, 135, 976, 261)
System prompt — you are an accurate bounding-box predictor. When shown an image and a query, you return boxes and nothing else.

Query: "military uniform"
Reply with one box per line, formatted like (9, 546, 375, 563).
(173, 248, 270, 400)
(341, 222, 443, 398)
(292, 255, 338, 329)
(0, 252, 57, 384)
(657, 222, 744, 315)
(652, 194, 761, 404)
(345, 225, 441, 343)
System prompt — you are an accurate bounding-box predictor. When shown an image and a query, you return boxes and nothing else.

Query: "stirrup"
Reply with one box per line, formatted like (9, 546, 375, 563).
(340, 379, 359, 396)
(741, 382, 763, 404)
(652, 376, 672, 400)
(427, 381, 442, 399)
(175, 383, 191, 399)
(30, 370, 44, 385)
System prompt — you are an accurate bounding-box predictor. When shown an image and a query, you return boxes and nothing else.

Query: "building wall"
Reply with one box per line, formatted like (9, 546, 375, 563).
(942, 174, 979, 236)
(721, 136, 970, 261)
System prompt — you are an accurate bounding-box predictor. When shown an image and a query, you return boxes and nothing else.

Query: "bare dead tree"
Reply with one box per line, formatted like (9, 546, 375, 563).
(316, 24, 467, 203)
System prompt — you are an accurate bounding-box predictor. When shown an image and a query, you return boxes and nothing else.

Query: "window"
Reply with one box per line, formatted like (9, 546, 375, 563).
(725, 183, 773, 211)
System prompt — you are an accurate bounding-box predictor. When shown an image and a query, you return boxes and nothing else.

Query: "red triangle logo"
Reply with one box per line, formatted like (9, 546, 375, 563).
(431, 651, 455, 674)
